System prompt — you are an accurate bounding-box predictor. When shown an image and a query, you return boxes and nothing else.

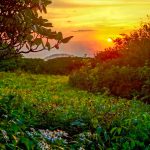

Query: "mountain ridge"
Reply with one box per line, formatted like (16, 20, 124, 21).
(44, 53, 75, 61)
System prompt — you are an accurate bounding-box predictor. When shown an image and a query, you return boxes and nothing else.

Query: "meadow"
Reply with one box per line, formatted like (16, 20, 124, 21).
(0, 72, 150, 149)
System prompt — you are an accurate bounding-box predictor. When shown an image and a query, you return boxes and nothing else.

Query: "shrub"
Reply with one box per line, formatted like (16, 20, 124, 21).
(69, 64, 150, 102)
(70, 20, 150, 102)
(0, 57, 87, 75)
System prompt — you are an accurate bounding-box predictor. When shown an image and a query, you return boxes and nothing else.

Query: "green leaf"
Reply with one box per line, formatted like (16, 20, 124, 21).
(42, 6, 47, 13)
(56, 32, 63, 40)
(45, 42, 51, 50)
(117, 128, 122, 135)
(20, 137, 34, 150)
(33, 38, 42, 46)
(104, 131, 109, 142)
(110, 127, 117, 135)
(44, 23, 53, 27)
(96, 126, 103, 135)
(71, 120, 85, 127)
(61, 36, 73, 43)
(91, 118, 99, 128)
(26, 35, 33, 41)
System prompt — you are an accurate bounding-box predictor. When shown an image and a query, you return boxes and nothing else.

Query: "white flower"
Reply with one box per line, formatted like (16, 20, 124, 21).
(1, 130, 9, 141)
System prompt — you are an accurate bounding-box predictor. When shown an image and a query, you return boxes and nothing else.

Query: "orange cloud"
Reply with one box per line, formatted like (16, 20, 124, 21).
(34, 0, 150, 58)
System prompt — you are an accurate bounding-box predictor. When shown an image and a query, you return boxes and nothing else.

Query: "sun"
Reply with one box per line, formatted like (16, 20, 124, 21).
(107, 38, 113, 43)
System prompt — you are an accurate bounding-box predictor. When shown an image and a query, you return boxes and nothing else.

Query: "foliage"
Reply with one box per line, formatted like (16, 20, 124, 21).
(70, 20, 150, 103)
(95, 19, 150, 67)
(0, 0, 73, 59)
(42, 57, 86, 75)
(0, 57, 86, 75)
(0, 72, 150, 149)
(95, 48, 122, 62)
(70, 63, 150, 102)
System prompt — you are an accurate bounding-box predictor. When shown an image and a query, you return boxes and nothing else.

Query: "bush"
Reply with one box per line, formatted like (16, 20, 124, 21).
(69, 63, 150, 102)
(0, 57, 87, 75)
(70, 20, 150, 102)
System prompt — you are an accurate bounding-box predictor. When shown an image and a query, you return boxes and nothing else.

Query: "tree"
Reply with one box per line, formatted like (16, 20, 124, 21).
(0, 0, 73, 59)
(95, 19, 150, 65)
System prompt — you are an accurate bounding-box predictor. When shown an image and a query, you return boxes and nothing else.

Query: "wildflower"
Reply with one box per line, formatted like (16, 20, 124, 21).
(1, 130, 9, 142)
(79, 147, 85, 150)
(37, 141, 51, 150)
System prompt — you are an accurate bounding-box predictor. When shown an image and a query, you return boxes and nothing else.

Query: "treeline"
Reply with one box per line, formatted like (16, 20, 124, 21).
(69, 21, 150, 103)
(0, 57, 89, 75)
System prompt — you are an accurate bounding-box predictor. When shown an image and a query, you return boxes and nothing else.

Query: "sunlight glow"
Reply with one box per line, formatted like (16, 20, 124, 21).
(107, 38, 113, 43)
(40, 0, 150, 57)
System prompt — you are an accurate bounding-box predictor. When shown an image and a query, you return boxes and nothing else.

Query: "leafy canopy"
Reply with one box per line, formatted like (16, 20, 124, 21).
(95, 18, 150, 65)
(0, 0, 73, 59)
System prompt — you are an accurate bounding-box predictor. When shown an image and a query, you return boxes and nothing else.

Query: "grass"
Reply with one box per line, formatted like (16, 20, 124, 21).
(0, 72, 150, 149)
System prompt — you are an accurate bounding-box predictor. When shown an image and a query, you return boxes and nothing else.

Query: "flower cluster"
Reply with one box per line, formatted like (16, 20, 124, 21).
(26, 128, 68, 150)
(39, 129, 68, 143)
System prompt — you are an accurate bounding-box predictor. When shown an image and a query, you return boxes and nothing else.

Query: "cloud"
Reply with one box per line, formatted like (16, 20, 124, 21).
(50, 0, 150, 8)
(72, 29, 96, 32)
(67, 20, 72, 23)
(50, 0, 117, 8)
(50, 0, 93, 8)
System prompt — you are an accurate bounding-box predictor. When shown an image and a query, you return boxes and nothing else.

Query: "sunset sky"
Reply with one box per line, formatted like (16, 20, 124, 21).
(26, 0, 150, 58)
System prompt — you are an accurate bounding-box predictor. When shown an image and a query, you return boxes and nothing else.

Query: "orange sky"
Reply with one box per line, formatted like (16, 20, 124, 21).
(26, 0, 150, 58)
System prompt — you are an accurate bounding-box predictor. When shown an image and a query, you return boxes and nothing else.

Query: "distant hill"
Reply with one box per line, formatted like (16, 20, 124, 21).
(44, 53, 74, 61)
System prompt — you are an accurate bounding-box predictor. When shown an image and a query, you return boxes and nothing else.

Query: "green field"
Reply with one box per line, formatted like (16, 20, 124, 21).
(0, 72, 150, 149)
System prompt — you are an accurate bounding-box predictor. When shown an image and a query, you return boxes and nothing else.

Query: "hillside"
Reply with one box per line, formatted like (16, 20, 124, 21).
(0, 56, 87, 75)
(0, 72, 150, 149)
(44, 53, 74, 61)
